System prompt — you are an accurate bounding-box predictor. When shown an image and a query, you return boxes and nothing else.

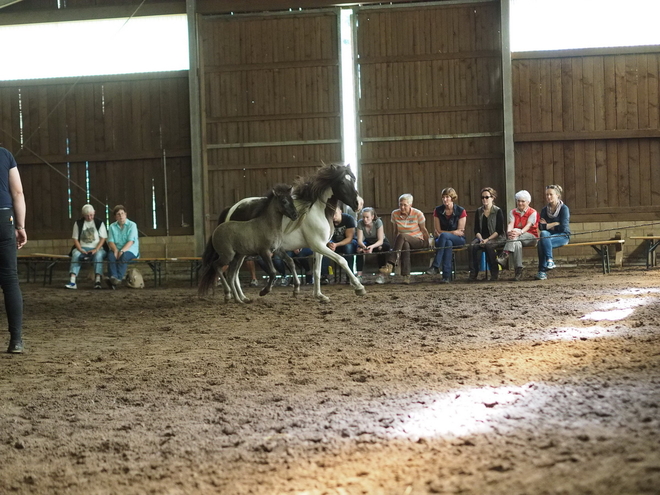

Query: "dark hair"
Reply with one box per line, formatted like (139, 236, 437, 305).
(112, 205, 127, 216)
(441, 187, 458, 202)
(361, 207, 378, 221)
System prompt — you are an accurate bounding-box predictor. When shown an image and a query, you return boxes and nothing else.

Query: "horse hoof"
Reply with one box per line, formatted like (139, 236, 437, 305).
(355, 287, 367, 296)
(316, 294, 330, 303)
(259, 288, 271, 297)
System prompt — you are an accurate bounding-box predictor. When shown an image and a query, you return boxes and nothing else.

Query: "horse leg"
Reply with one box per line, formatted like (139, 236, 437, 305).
(259, 251, 278, 297)
(217, 266, 233, 303)
(312, 252, 330, 302)
(313, 246, 367, 299)
(278, 249, 300, 296)
(231, 255, 250, 302)
(228, 257, 248, 304)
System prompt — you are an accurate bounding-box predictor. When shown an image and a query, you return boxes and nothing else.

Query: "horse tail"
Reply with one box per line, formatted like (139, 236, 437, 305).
(198, 235, 219, 296)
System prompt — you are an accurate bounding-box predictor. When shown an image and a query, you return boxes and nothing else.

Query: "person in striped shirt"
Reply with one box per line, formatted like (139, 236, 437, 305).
(380, 194, 430, 283)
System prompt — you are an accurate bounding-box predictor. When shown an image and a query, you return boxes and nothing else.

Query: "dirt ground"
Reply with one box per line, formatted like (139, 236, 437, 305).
(1, 266, 659, 495)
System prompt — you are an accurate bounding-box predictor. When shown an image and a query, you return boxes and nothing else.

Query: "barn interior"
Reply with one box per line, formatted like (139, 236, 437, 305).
(1, 1, 659, 494)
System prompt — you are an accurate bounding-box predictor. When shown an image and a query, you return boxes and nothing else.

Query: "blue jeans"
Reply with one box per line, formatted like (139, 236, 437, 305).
(431, 233, 466, 278)
(70, 248, 106, 276)
(0, 209, 22, 341)
(107, 250, 137, 280)
(537, 230, 569, 271)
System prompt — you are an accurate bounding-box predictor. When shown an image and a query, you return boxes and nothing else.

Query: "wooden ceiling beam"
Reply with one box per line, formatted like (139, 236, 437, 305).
(197, 0, 420, 15)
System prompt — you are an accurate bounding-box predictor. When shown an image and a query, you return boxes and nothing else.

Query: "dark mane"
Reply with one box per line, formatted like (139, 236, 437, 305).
(293, 163, 353, 205)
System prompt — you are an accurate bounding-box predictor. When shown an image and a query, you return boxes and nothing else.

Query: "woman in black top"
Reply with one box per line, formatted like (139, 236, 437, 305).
(468, 187, 505, 281)
(0, 147, 27, 353)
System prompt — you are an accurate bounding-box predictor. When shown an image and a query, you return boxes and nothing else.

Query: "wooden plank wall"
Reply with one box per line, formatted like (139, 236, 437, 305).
(513, 49, 660, 222)
(356, 1, 504, 236)
(199, 11, 342, 234)
(0, 73, 193, 239)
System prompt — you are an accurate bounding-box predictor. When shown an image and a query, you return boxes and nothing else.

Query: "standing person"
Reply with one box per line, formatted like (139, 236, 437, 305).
(65, 204, 107, 290)
(426, 187, 467, 283)
(498, 190, 538, 281)
(356, 207, 391, 284)
(536, 185, 570, 280)
(380, 194, 430, 284)
(106, 205, 139, 289)
(0, 147, 27, 354)
(467, 187, 505, 281)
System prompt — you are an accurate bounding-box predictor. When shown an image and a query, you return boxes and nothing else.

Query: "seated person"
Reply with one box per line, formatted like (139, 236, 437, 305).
(256, 252, 291, 286)
(356, 207, 390, 284)
(65, 204, 107, 290)
(321, 206, 357, 284)
(107, 205, 140, 289)
(380, 194, 430, 284)
(427, 187, 467, 283)
(498, 190, 538, 281)
(536, 184, 570, 280)
(467, 187, 505, 281)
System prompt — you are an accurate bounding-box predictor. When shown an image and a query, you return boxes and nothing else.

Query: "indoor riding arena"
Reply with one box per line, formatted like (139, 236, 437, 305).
(1, 1, 659, 494)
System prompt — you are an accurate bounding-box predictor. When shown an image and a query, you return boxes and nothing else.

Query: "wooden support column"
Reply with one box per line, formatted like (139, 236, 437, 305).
(500, 0, 516, 212)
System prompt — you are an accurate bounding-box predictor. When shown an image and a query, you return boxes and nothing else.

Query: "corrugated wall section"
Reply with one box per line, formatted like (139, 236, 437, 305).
(0, 73, 193, 239)
(513, 49, 660, 222)
(199, 11, 343, 233)
(356, 1, 504, 227)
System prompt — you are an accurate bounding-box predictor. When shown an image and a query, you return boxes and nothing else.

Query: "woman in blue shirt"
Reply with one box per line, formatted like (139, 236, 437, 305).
(107, 205, 140, 288)
(536, 185, 570, 280)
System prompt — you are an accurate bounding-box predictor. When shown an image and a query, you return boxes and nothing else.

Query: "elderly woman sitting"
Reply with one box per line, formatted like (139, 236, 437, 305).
(497, 190, 538, 281)
(380, 194, 430, 284)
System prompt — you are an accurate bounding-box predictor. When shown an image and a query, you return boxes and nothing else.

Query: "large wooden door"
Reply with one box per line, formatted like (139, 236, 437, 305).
(199, 10, 343, 233)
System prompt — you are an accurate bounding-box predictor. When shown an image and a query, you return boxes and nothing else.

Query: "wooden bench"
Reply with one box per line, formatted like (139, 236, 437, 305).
(18, 253, 70, 285)
(630, 236, 660, 269)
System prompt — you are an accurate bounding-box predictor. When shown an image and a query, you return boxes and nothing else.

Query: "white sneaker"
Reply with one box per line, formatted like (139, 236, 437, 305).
(65, 282, 77, 290)
(375, 275, 385, 284)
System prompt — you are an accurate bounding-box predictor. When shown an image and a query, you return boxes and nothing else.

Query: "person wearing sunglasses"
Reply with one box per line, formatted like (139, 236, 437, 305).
(536, 185, 570, 280)
(467, 187, 505, 281)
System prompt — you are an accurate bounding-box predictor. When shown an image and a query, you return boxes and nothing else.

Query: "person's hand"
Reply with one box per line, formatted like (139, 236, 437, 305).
(15, 229, 27, 249)
(327, 242, 337, 252)
(113, 249, 120, 258)
(454, 229, 465, 237)
(357, 246, 366, 253)
(539, 218, 547, 225)
(365, 246, 374, 253)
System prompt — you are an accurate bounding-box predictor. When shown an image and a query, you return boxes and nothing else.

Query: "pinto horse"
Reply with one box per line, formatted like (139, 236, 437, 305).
(198, 184, 298, 303)
(216, 163, 366, 302)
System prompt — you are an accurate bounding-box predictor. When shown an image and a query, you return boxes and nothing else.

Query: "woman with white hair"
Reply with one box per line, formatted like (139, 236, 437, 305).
(66, 204, 108, 290)
(536, 185, 570, 280)
(497, 190, 538, 281)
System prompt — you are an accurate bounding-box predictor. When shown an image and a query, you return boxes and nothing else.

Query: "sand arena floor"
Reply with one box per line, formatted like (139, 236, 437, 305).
(1, 267, 659, 494)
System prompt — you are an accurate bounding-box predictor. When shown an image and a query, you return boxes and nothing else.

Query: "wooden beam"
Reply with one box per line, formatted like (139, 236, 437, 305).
(513, 45, 660, 61)
(514, 129, 660, 142)
(197, 0, 420, 15)
(0, 2, 185, 25)
(0, 0, 22, 10)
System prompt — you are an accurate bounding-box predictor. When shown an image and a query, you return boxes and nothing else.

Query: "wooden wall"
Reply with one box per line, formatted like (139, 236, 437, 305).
(513, 48, 660, 222)
(199, 11, 342, 233)
(356, 1, 504, 234)
(0, 73, 193, 239)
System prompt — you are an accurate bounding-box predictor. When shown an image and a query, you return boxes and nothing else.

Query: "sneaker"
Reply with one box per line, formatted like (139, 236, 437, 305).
(320, 276, 329, 285)
(439, 278, 451, 284)
(375, 275, 385, 284)
(280, 277, 290, 287)
(546, 259, 556, 270)
(94, 281, 102, 290)
(106, 278, 116, 290)
(110, 276, 121, 286)
(514, 267, 524, 281)
(497, 252, 509, 270)
(426, 266, 440, 275)
(379, 263, 394, 275)
(7, 340, 23, 354)
(64, 282, 77, 290)
(536, 271, 548, 280)
(402, 275, 411, 285)
(249, 279, 258, 287)
(468, 271, 478, 281)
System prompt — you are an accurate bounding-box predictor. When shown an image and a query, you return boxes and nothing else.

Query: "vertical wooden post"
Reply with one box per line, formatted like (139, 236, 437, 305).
(500, 0, 516, 212)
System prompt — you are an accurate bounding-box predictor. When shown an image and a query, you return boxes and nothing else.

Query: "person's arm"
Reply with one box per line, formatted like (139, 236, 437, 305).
(433, 216, 441, 237)
(474, 212, 481, 240)
(333, 227, 355, 248)
(357, 228, 366, 251)
(521, 212, 537, 234)
(455, 215, 466, 237)
(486, 209, 505, 243)
(369, 225, 385, 251)
(9, 167, 26, 249)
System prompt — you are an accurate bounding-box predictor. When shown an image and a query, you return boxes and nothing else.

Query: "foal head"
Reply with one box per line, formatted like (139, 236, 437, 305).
(271, 183, 298, 221)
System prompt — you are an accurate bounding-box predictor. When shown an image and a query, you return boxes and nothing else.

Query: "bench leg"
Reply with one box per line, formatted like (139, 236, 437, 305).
(147, 261, 161, 287)
(646, 240, 660, 270)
